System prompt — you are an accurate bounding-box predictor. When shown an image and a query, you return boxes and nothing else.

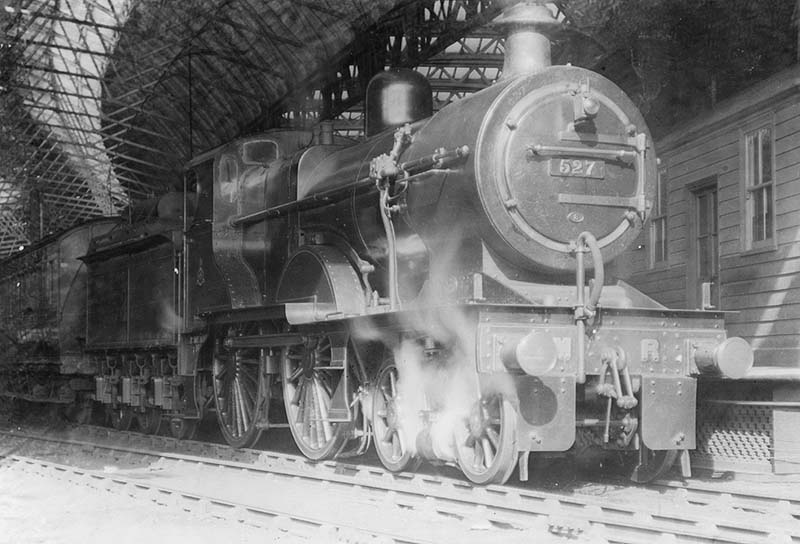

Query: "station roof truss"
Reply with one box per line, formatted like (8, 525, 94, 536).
(1, 0, 528, 256)
(1, 0, 797, 257)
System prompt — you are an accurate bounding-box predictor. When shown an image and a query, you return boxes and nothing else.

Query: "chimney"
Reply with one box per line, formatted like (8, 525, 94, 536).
(495, 2, 562, 80)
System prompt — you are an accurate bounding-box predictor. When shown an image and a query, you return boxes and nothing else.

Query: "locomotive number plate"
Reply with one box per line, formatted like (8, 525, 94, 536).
(549, 158, 605, 179)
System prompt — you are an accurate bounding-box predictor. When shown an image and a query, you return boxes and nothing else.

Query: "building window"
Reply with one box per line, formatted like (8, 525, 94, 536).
(743, 125, 774, 249)
(650, 167, 668, 266)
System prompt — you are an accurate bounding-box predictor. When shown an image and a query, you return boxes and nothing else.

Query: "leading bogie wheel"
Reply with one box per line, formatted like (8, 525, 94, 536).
(372, 359, 418, 472)
(453, 395, 518, 485)
(281, 335, 350, 460)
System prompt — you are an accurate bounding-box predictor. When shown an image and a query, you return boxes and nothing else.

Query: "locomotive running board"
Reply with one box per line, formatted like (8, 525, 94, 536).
(224, 333, 305, 349)
(200, 304, 287, 325)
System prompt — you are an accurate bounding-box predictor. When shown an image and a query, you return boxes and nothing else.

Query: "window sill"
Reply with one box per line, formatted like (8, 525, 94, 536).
(648, 260, 671, 271)
(741, 242, 777, 257)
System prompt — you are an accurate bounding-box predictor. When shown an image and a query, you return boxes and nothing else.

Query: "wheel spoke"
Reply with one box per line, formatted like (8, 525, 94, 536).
(309, 381, 323, 447)
(291, 379, 305, 407)
(464, 434, 476, 449)
(236, 378, 252, 429)
(473, 442, 484, 470)
(296, 381, 307, 425)
(486, 426, 500, 450)
(388, 370, 397, 398)
(230, 378, 239, 433)
(313, 376, 333, 443)
(240, 376, 257, 406)
(288, 364, 304, 382)
(481, 437, 495, 468)
(301, 380, 312, 439)
(233, 380, 243, 437)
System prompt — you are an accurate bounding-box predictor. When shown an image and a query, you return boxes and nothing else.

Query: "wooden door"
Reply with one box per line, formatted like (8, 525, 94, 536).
(692, 182, 719, 309)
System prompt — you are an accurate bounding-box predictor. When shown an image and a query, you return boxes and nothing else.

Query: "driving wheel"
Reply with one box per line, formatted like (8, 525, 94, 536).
(213, 341, 266, 449)
(281, 335, 350, 460)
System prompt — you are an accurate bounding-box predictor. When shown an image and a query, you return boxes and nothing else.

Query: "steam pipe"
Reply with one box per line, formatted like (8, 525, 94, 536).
(574, 232, 604, 384)
(582, 232, 604, 313)
(379, 187, 401, 310)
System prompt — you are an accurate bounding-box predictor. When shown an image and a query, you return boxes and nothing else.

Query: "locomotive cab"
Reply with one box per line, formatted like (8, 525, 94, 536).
(206, 130, 312, 307)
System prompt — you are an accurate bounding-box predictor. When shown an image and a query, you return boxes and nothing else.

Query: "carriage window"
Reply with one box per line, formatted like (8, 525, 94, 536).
(242, 140, 278, 165)
(650, 167, 668, 267)
(217, 154, 238, 203)
(743, 125, 775, 249)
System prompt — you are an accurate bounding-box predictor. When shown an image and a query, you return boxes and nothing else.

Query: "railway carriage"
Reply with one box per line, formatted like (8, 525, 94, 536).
(0, 3, 754, 485)
(0, 219, 117, 416)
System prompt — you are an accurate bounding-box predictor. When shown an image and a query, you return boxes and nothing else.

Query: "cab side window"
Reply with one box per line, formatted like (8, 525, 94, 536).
(217, 154, 238, 204)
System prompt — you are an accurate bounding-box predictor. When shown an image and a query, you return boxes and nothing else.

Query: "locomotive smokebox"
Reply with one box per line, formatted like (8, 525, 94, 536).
(495, 2, 562, 79)
(365, 68, 433, 137)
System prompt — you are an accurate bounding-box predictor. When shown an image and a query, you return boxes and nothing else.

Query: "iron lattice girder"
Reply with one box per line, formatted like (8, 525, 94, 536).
(2, 0, 132, 251)
(2, 0, 416, 258)
(269, 0, 509, 127)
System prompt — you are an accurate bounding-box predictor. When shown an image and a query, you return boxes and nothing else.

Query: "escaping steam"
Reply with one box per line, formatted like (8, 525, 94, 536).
(391, 325, 477, 459)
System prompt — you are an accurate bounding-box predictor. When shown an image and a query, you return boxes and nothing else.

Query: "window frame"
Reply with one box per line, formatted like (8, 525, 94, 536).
(216, 153, 239, 204)
(740, 113, 777, 253)
(241, 139, 279, 165)
(649, 165, 669, 268)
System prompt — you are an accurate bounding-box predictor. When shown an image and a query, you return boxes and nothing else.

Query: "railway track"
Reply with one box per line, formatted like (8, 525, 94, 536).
(2, 424, 799, 544)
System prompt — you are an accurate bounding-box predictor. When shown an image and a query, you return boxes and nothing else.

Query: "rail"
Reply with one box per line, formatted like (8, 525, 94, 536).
(2, 424, 798, 544)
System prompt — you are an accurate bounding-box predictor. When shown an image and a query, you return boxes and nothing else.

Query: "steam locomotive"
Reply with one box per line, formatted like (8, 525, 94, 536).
(0, 4, 753, 485)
